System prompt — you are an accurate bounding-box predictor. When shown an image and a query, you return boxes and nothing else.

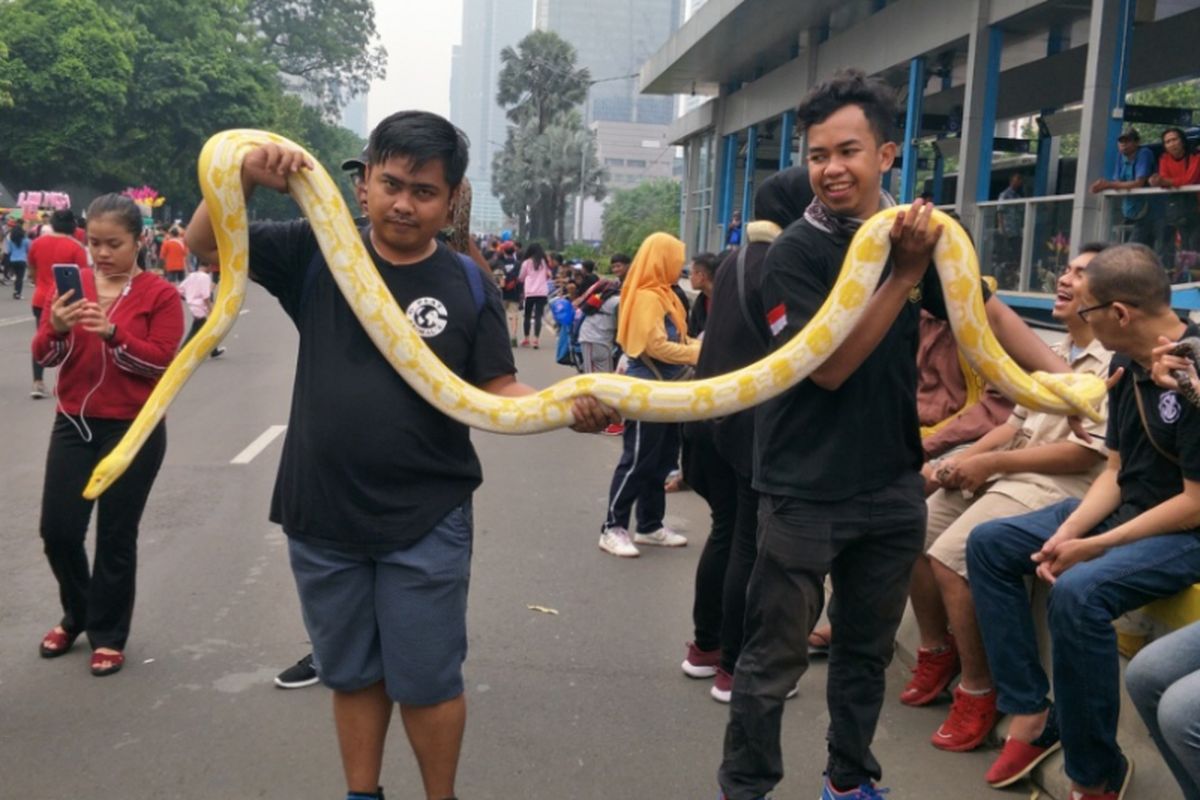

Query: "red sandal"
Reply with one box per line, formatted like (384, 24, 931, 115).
(90, 649, 125, 677)
(39, 626, 80, 659)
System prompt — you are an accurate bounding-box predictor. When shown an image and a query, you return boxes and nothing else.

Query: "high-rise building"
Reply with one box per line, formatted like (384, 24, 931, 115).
(450, 0, 535, 233)
(535, 0, 681, 126)
(340, 94, 369, 139)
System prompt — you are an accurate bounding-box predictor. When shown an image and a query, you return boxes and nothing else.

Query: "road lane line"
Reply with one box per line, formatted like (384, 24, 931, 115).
(0, 315, 32, 328)
(230, 425, 287, 464)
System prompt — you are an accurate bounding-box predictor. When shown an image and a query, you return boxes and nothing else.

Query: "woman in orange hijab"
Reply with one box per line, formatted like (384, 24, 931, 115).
(599, 232, 700, 558)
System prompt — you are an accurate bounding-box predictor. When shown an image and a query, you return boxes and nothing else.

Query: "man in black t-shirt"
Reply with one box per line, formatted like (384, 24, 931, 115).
(718, 71, 1070, 800)
(186, 111, 614, 800)
(967, 244, 1200, 800)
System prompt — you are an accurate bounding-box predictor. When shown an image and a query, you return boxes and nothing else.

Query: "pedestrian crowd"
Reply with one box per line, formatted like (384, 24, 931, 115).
(16, 70, 1200, 800)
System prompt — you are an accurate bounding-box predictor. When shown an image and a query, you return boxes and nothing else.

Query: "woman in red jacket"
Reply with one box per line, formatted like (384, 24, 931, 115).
(32, 193, 183, 677)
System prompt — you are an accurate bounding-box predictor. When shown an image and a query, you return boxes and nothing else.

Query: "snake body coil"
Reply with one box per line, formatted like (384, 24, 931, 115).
(81, 130, 1107, 499)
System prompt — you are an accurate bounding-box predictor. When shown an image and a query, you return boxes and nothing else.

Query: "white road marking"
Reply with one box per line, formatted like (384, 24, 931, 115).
(230, 425, 287, 464)
(238, 309, 250, 316)
(0, 315, 32, 328)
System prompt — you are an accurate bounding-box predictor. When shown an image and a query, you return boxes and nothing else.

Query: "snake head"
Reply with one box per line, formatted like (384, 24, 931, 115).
(82, 451, 133, 500)
(1171, 337, 1200, 366)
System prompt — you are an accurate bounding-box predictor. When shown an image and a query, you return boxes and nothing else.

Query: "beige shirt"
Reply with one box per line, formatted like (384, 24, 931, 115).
(987, 336, 1113, 509)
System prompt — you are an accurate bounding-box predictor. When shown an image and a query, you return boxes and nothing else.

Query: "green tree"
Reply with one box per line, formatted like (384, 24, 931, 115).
(497, 31, 590, 134)
(601, 179, 681, 256)
(247, 0, 387, 118)
(0, 41, 13, 108)
(0, 0, 135, 187)
(494, 31, 602, 245)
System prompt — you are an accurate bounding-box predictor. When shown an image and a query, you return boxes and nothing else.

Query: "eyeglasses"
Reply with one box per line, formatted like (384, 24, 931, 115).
(1077, 299, 1139, 322)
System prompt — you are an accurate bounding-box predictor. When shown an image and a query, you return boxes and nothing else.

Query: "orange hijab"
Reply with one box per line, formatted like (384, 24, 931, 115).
(615, 232, 688, 359)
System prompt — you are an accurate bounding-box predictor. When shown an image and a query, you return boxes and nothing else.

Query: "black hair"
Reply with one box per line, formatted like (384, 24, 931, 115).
(796, 68, 899, 145)
(524, 243, 547, 266)
(368, 110, 470, 188)
(610, 253, 632, 266)
(691, 252, 719, 276)
(9, 224, 25, 245)
(86, 193, 143, 239)
(1162, 127, 1194, 156)
(581, 260, 595, 273)
(50, 209, 76, 234)
(1086, 243, 1171, 312)
(1078, 242, 1111, 256)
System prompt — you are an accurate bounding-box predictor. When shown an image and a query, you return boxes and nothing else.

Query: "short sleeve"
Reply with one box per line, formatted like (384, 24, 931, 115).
(1135, 148, 1156, 180)
(466, 277, 517, 386)
(248, 220, 320, 319)
(1105, 361, 1128, 451)
(760, 229, 834, 343)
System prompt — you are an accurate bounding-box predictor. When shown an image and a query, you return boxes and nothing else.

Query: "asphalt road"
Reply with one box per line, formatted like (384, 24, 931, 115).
(0, 285, 1027, 799)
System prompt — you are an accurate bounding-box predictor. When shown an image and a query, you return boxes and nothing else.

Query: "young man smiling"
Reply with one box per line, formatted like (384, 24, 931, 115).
(717, 70, 1070, 800)
(187, 111, 614, 800)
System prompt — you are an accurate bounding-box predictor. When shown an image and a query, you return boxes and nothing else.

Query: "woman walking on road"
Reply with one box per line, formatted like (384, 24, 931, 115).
(598, 232, 700, 558)
(5, 221, 31, 300)
(518, 243, 551, 348)
(32, 194, 183, 677)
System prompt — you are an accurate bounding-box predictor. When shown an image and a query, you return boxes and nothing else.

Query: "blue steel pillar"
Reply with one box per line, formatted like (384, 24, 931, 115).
(900, 57, 926, 203)
(742, 124, 758, 224)
(974, 27, 1003, 203)
(932, 69, 951, 205)
(779, 111, 795, 170)
(719, 134, 737, 233)
(1033, 26, 1065, 197)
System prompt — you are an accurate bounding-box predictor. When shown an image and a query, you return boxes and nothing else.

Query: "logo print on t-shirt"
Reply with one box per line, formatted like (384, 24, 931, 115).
(1159, 391, 1182, 424)
(406, 297, 449, 338)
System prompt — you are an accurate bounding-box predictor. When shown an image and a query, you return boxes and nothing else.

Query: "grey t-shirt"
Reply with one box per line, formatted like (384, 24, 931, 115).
(578, 295, 619, 345)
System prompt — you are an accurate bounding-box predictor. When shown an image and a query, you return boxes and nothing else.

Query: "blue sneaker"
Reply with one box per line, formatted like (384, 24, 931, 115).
(820, 778, 889, 799)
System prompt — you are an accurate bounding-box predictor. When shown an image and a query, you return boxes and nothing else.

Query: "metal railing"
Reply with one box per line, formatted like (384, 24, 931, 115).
(1100, 185, 1200, 286)
(975, 195, 1074, 293)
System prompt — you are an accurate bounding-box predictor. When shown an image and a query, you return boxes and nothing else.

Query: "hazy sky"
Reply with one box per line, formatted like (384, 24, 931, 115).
(367, 1, 464, 128)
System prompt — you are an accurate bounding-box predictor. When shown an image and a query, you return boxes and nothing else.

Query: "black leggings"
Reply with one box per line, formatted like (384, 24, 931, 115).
(32, 305, 44, 382)
(40, 415, 167, 650)
(523, 296, 547, 338)
(10, 259, 26, 296)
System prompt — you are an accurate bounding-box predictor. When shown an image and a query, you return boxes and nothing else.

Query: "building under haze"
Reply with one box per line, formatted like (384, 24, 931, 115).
(450, 0, 535, 233)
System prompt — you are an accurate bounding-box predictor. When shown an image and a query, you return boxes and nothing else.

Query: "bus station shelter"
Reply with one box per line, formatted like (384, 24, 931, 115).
(640, 0, 1200, 315)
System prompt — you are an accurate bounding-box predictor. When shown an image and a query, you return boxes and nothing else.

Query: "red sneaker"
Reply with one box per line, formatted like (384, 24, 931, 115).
(1068, 756, 1134, 800)
(985, 736, 1061, 788)
(899, 639, 960, 706)
(681, 641, 720, 678)
(711, 667, 733, 703)
(930, 686, 998, 752)
(601, 422, 625, 436)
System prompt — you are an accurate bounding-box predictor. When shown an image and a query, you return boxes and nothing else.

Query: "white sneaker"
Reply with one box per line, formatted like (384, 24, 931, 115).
(633, 527, 687, 547)
(598, 527, 640, 558)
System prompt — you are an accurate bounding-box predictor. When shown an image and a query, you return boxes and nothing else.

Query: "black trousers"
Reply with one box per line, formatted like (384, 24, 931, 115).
(523, 296, 547, 338)
(184, 315, 221, 356)
(719, 472, 926, 798)
(684, 426, 759, 670)
(40, 415, 167, 651)
(10, 259, 26, 296)
(32, 306, 44, 382)
(604, 419, 679, 534)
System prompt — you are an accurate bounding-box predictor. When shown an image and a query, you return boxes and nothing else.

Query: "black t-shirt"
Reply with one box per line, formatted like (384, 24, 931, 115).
(249, 220, 516, 552)
(688, 293, 710, 338)
(753, 218, 986, 501)
(1105, 321, 1200, 520)
(690, 244, 772, 479)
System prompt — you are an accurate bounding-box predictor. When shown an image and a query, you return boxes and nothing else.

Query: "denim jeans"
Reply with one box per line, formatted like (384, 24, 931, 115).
(966, 498, 1200, 790)
(719, 472, 926, 799)
(1126, 621, 1200, 800)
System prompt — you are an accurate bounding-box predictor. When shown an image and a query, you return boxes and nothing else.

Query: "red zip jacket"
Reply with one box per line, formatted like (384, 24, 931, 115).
(32, 269, 183, 419)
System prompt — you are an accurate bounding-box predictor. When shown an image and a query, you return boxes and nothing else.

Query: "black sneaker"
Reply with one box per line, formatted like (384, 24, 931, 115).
(274, 653, 319, 689)
(210, 347, 226, 359)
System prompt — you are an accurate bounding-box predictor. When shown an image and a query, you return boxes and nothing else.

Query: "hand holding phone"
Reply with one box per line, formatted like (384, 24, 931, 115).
(52, 264, 84, 302)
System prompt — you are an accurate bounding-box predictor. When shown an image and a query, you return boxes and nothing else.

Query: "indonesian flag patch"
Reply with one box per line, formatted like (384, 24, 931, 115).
(767, 303, 788, 336)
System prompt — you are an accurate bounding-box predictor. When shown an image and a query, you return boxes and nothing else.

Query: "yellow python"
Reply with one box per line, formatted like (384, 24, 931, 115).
(82, 130, 1105, 499)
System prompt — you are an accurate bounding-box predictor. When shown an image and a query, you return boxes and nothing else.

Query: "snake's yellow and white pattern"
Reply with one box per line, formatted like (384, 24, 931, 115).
(81, 130, 1106, 499)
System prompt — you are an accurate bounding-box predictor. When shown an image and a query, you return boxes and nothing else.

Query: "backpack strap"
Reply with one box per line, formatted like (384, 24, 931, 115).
(1133, 381, 1181, 466)
(456, 252, 486, 315)
(735, 246, 769, 347)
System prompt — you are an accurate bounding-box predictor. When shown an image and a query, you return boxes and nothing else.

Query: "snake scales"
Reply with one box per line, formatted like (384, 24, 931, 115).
(81, 130, 1106, 499)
